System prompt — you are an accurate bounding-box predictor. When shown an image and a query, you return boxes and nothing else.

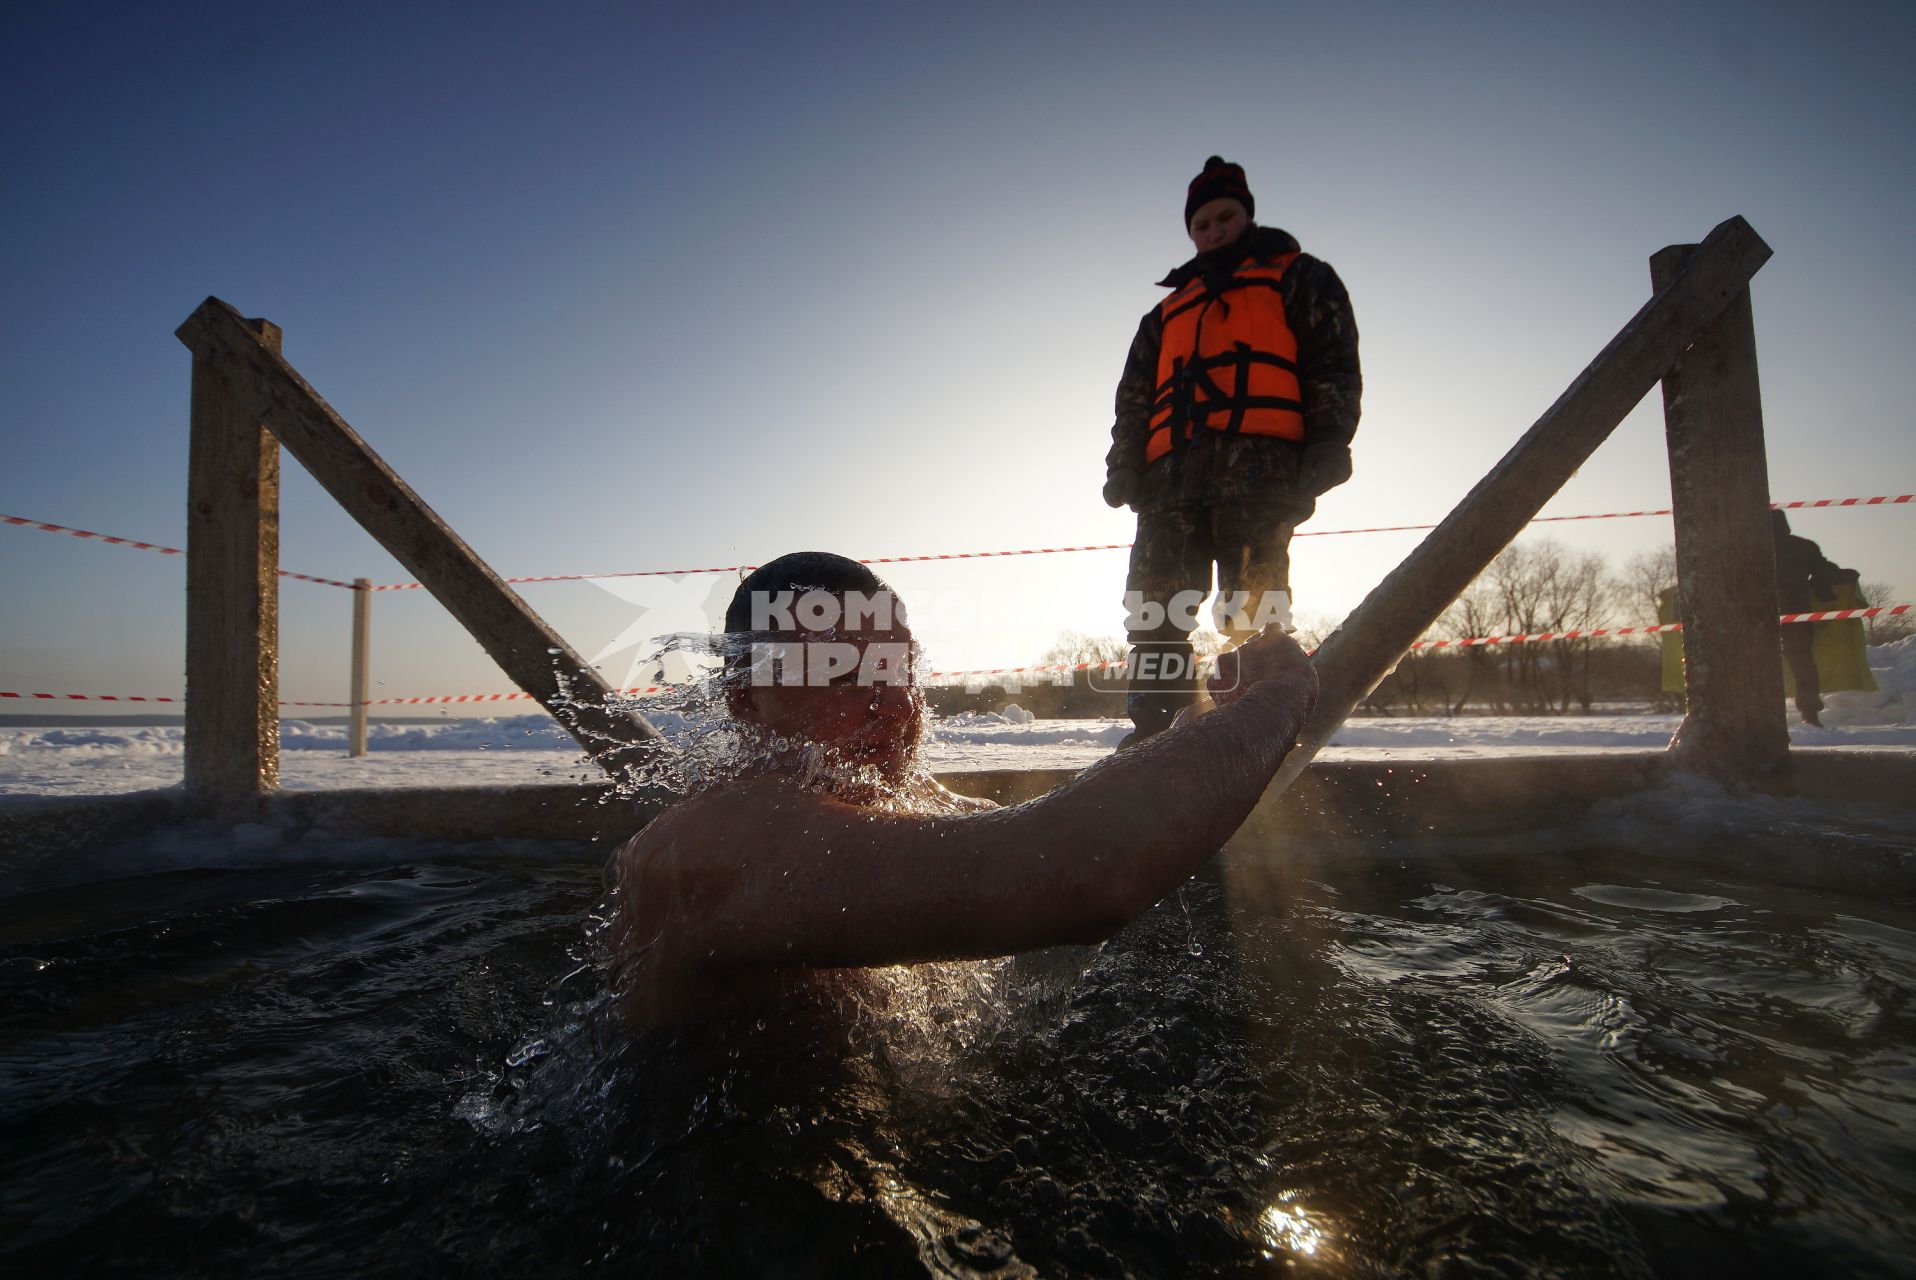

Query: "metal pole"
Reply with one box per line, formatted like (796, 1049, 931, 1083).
(350, 578, 370, 757)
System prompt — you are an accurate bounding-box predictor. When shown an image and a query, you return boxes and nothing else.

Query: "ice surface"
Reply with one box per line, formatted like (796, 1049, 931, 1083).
(3, 645, 1912, 806)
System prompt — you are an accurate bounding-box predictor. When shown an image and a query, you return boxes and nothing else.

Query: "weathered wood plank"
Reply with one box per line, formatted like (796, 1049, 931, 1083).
(184, 318, 282, 811)
(1273, 215, 1774, 790)
(1652, 245, 1789, 783)
(175, 298, 660, 780)
(349, 578, 371, 757)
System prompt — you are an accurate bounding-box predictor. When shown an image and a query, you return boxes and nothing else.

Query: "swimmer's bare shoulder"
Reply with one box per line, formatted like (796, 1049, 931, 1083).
(611, 778, 786, 1010)
(616, 779, 963, 978)
(614, 775, 990, 1027)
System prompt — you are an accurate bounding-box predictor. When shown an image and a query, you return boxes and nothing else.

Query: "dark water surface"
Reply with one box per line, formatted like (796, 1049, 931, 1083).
(2, 834, 1913, 1278)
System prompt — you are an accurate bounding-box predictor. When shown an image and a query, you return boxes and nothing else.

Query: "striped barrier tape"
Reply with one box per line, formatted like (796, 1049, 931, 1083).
(0, 687, 666, 707)
(7, 606, 1903, 705)
(366, 493, 1915, 591)
(0, 691, 182, 704)
(362, 547, 1134, 591)
(350, 687, 667, 706)
(932, 604, 1912, 677)
(1, 515, 359, 589)
(17, 496, 1906, 591)
(1406, 603, 1911, 649)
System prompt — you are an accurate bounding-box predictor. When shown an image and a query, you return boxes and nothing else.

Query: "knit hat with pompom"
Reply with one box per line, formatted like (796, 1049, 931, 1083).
(1183, 155, 1254, 227)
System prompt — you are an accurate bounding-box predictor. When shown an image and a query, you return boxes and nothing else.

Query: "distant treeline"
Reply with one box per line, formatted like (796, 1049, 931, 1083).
(928, 538, 1908, 720)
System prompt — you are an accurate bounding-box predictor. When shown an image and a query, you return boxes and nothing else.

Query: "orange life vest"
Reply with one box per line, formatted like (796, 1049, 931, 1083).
(1145, 253, 1306, 464)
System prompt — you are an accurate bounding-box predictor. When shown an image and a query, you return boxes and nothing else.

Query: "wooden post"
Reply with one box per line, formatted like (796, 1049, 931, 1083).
(175, 298, 659, 782)
(185, 317, 282, 814)
(349, 578, 370, 757)
(1270, 215, 1774, 792)
(1651, 245, 1789, 783)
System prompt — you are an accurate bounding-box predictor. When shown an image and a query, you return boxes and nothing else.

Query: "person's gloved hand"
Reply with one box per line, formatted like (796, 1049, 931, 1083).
(1298, 443, 1352, 497)
(1102, 469, 1140, 510)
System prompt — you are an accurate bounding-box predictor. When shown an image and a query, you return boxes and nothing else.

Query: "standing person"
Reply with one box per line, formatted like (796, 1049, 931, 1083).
(1771, 508, 1862, 727)
(1103, 156, 1361, 747)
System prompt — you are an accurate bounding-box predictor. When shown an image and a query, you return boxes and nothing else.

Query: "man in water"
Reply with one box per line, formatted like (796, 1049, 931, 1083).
(1103, 156, 1360, 747)
(609, 551, 1318, 1031)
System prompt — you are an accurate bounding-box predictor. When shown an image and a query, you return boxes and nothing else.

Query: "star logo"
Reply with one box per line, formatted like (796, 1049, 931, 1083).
(584, 572, 736, 691)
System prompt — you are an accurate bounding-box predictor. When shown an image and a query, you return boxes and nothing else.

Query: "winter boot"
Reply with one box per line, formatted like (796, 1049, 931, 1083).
(1117, 639, 1199, 750)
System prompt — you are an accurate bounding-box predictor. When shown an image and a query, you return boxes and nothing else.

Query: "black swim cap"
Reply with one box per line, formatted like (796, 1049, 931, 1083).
(724, 551, 897, 634)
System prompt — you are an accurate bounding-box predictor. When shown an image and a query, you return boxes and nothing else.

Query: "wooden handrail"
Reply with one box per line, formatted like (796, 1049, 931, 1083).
(177, 298, 659, 787)
(1274, 214, 1774, 791)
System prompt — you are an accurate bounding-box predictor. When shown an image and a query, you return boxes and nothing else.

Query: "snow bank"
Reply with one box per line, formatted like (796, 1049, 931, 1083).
(1820, 634, 1916, 728)
(279, 716, 578, 751)
(0, 726, 185, 757)
(931, 710, 1118, 749)
(4, 655, 1915, 806)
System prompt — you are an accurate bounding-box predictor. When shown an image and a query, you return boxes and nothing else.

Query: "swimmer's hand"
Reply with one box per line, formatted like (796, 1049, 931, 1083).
(1206, 627, 1318, 711)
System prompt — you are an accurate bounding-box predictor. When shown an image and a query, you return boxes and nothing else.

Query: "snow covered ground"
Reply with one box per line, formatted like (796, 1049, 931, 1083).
(5, 640, 1912, 808)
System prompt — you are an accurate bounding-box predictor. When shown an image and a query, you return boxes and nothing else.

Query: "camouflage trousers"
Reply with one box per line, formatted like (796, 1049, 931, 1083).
(1780, 621, 1822, 720)
(1121, 497, 1298, 736)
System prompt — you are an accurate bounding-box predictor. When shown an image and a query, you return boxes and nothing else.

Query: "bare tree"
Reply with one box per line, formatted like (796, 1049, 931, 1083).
(1290, 611, 1339, 652)
(1042, 630, 1129, 668)
(1536, 544, 1619, 711)
(1432, 539, 1621, 713)
(1620, 545, 1679, 625)
(1438, 582, 1505, 714)
(1862, 581, 1916, 644)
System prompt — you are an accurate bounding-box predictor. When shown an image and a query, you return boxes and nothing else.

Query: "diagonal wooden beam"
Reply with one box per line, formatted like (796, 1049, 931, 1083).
(1273, 214, 1774, 790)
(176, 297, 660, 779)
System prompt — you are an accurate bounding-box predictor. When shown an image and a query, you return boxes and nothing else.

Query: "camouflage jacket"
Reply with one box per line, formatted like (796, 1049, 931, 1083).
(1104, 225, 1361, 516)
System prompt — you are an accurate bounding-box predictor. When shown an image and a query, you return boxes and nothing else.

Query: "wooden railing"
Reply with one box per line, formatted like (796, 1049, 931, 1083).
(176, 214, 1783, 818)
(1275, 215, 1781, 790)
(176, 299, 658, 818)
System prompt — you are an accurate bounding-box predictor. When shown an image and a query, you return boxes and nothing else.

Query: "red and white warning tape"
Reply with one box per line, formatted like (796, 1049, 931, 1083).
(10, 607, 1901, 705)
(1, 687, 668, 707)
(366, 544, 1146, 591)
(366, 493, 1915, 589)
(347, 687, 667, 706)
(1295, 493, 1916, 544)
(923, 605, 1911, 678)
(1408, 604, 1910, 650)
(8, 494, 1909, 592)
(0, 691, 182, 704)
(1, 515, 359, 589)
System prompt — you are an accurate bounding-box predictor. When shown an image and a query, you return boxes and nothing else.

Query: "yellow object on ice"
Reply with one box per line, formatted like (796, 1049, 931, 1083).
(1659, 583, 1878, 696)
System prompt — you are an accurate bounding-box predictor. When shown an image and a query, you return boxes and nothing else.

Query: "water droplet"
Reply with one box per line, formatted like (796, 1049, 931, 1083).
(505, 1039, 549, 1067)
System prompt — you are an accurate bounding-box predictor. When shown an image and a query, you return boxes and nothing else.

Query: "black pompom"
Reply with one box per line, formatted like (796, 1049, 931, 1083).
(1204, 155, 1226, 169)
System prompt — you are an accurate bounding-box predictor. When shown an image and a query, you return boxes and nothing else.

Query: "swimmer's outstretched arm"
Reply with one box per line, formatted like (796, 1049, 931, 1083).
(629, 629, 1317, 977)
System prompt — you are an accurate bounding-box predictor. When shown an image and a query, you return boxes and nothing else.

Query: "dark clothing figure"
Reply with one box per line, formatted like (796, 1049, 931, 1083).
(1105, 220, 1361, 741)
(1771, 509, 1858, 727)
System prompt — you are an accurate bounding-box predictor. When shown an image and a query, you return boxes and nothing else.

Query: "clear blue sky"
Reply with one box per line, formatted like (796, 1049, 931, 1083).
(4, 0, 1912, 713)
